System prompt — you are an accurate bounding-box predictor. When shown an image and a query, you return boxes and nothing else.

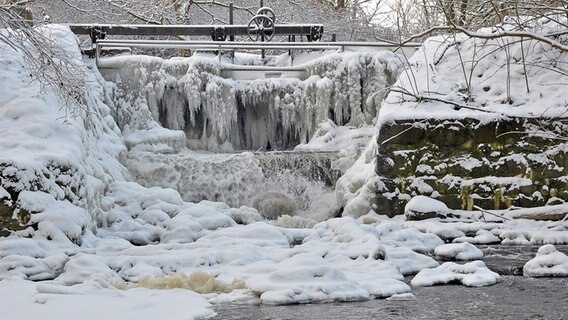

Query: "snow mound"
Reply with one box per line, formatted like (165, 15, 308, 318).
(411, 261, 500, 287)
(404, 220, 466, 241)
(386, 293, 416, 301)
(0, 254, 67, 281)
(384, 247, 439, 275)
(453, 229, 501, 244)
(247, 253, 370, 304)
(0, 280, 213, 320)
(405, 196, 450, 221)
(56, 253, 116, 285)
(523, 245, 568, 277)
(378, 223, 444, 254)
(304, 217, 385, 260)
(435, 243, 484, 261)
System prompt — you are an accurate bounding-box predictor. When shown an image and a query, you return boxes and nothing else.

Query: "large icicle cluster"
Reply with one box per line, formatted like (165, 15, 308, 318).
(102, 51, 402, 151)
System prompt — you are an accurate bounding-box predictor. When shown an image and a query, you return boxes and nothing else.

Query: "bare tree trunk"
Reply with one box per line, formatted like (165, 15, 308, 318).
(458, 0, 469, 26)
(422, 0, 431, 27)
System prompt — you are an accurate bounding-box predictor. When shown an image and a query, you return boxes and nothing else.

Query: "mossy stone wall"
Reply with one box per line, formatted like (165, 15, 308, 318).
(374, 117, 568, 216)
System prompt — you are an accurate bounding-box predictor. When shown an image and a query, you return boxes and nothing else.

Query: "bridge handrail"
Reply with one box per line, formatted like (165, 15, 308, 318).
(94, 39, 421, 73)
(97, 39, 421, 49)
(95, 39, 421, 60)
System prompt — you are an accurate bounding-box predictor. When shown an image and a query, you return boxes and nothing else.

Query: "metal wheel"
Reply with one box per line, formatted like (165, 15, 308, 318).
(257, 7, 276, 24)
(247, 14, 274, 42)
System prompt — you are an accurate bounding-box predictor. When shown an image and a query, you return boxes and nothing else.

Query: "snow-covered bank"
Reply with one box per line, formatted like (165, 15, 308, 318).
(337, 13, 568, 217)
(380, 15, 568, 123)
(0, 25, 128, 234)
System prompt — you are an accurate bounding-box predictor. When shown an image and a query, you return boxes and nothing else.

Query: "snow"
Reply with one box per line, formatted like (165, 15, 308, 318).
(378, 223, 444, 254)
(523, 244, 568, 277)
(386, 293, 416, 301)
(379, 15, 568, 124)
(411, 261, 500, 287)
(453, 229, 501, 244)
(404, 196, 450, 219)
(246, 254, 371, 304)
(434, 243, 484, 261)
(0, 280, 213, 320)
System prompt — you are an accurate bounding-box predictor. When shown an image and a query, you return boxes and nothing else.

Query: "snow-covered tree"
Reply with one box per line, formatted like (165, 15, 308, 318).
(1, 0, 85, 114)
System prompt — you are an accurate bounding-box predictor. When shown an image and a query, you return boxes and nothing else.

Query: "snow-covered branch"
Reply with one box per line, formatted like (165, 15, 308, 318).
(0, 6, 86, 115)
(400, 24, 568, 52)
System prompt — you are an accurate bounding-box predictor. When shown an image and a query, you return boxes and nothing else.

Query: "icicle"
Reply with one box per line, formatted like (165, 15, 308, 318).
(106, 51, 403, 152)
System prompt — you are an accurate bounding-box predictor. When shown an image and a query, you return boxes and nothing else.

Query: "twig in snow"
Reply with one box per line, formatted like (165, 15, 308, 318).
(473, 205, 512, 221)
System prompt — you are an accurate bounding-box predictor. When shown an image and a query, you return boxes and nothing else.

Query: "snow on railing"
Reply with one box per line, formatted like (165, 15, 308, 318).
(95, 39, 421, 74)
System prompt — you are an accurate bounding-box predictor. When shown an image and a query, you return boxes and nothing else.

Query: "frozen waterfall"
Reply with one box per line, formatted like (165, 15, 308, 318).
(98, 50, 402, 219)
(101, 52, 401, 151)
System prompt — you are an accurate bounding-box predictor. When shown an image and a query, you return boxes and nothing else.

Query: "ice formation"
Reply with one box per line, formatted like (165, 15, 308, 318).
(124, 148, 340, 217)
(102, 51, 401, 152)
(98, 48, 402, 215)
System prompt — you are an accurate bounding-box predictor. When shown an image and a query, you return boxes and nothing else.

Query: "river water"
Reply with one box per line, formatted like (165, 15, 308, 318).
(212, 245, 568, 320)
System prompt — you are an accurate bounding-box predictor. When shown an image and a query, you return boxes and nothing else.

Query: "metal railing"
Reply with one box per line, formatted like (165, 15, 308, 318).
(95, 39, 421, 79)
(96, 39, 420, 58)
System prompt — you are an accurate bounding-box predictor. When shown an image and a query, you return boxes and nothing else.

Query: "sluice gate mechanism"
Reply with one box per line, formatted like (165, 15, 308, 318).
(68, 6, 419, 81)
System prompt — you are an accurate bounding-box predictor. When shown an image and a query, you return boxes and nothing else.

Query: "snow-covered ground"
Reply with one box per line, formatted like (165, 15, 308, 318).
(1, 17, 568, 320)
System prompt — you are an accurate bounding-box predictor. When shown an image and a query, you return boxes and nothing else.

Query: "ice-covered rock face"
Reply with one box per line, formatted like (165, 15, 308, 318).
(101, 52, 402, 152)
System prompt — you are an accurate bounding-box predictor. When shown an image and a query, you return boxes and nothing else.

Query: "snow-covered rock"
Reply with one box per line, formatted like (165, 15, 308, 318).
(378, 223, 444, 254)
(411, 261, 500, 287)
(252, 192, 297, 220)
(404, 196, 450, 221)
(453, 229, 501, 244)
(435, 243, 484, 261)
(247, 253, 370, 304)
(523, 245, 568, 277)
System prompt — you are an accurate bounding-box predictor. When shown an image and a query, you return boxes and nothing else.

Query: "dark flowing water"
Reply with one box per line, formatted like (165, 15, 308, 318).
(212, 277, 568, 320)
(212, 245, 568, 320)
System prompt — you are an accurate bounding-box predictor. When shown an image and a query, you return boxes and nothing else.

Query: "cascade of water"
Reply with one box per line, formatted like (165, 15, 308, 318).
(99, 51, 403, 219)
(125, 150, 341, 220)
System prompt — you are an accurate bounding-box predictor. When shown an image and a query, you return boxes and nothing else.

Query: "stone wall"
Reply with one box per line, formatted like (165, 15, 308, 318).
(374, 117, 568, 216)
(0, 162, 82, 236)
